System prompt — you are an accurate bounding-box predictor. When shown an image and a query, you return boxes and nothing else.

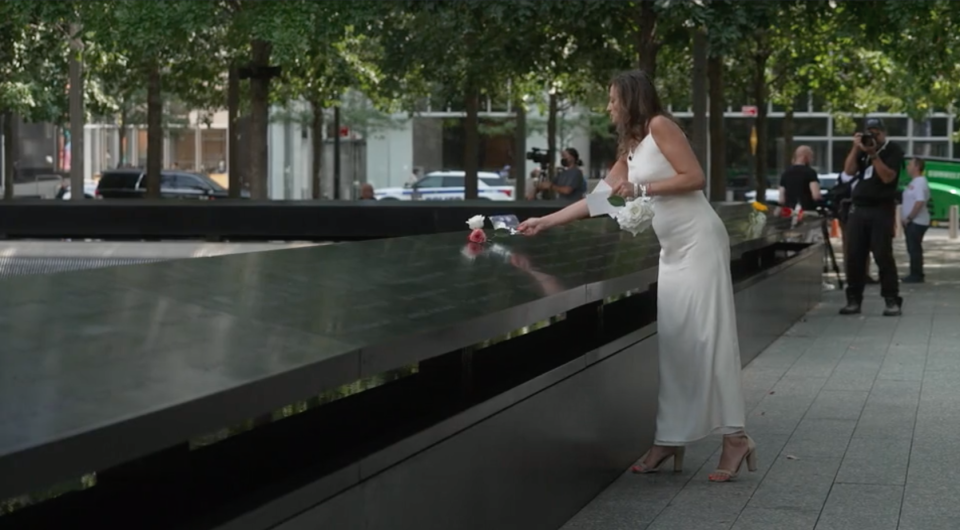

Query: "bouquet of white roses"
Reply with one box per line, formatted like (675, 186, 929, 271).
(605, 190, 655, 237)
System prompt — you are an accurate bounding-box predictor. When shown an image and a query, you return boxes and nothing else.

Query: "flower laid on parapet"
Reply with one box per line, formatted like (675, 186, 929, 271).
(465, 214, 517, 244)
(747, 201, 769, 238)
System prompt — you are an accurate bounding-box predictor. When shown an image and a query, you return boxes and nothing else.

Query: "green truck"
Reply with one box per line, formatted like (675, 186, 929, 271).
(902, 156, 960, 224)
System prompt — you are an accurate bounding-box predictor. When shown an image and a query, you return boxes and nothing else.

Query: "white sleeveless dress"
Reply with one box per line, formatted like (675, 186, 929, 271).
(628, 134, 746, 445)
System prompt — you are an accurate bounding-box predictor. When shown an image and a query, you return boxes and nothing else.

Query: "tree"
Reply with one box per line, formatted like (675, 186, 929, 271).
(82, 0, 219, 198)
(273, 1, 382, 199)
(684, 0, 757, 201)
(218, 0, 318, 199)
(0, 1, 73, 198)
(376, 1, 607, 199)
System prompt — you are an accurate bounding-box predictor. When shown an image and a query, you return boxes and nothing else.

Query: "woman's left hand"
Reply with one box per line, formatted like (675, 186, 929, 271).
(611, 180, 636, 199)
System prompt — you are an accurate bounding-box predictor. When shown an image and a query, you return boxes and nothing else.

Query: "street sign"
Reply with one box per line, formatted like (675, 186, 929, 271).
(339, 126, 349, 137)
(741, 105, 758, 117)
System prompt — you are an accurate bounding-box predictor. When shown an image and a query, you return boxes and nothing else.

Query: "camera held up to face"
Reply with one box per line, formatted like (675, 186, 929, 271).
(859, 117, 885, 151)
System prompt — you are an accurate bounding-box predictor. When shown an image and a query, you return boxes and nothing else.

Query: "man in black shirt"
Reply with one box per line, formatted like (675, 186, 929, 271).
(839, 118, 904, 316)
(778, 145, 822, 212)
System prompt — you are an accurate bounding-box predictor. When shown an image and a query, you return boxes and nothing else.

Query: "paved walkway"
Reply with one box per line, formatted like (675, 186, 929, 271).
(563, 229, 960, 530)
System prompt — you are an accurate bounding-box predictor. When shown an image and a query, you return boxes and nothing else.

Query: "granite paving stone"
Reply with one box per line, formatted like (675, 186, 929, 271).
(561, 231, 960, 530)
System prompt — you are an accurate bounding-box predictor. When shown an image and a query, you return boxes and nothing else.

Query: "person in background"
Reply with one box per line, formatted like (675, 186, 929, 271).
(359, 183, 376, 200)
(537, 147, 586, 202)
(901, 157, 931, 283)
(778, 145, 821, 213)
(407, 168, 421, 187)
(839, 117, 904, 316)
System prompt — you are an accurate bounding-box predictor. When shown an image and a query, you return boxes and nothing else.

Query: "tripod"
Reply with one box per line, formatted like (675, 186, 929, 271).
(819, 212, 844, 289)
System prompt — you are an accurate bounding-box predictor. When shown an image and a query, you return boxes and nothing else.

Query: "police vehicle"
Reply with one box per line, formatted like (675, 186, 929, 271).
(375, 171, 515, 201)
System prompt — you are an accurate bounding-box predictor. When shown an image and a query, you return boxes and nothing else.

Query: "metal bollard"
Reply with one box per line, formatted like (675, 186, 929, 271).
(894, 207, 903, 239)
(726, 190, 734, 202)
(950, 204, 959, 240)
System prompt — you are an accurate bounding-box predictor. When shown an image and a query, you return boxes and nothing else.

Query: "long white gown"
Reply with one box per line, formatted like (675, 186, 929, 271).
(628, 133, 746, 445)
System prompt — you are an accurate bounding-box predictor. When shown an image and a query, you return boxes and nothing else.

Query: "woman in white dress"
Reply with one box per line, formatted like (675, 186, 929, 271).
(517, 70, 756, 482)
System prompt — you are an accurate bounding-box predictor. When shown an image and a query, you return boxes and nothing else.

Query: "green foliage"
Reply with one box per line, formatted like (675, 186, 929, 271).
(9, 0, 960, 170)
(0, 1, 72, 122)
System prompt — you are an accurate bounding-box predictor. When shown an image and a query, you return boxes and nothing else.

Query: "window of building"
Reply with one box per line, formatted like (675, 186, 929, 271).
(790, 118, 829, 137)
(913, 141, 948, 158)
(831, 141, 853, 173)
(881, 117, 909, 137)
(201, 129, 227, 173)
(171, 129, 196, 170)
(928, 117, 949, 137)
(440, 118, 514, 172)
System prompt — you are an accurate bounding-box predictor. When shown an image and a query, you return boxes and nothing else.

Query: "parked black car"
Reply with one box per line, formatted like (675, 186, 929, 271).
(96, 169, 248, 199)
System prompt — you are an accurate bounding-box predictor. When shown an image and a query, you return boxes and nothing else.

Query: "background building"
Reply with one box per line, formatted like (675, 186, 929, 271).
(4, 95, 955, 199)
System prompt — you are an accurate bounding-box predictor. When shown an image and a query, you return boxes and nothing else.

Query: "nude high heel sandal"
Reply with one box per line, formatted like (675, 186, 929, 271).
(708, 434, 757, 482)
(631, 446, 686, 474)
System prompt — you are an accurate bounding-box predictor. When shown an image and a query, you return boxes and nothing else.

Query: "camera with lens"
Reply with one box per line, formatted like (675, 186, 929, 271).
(860, 132, 876, 149)
(526, 147, 551, 169)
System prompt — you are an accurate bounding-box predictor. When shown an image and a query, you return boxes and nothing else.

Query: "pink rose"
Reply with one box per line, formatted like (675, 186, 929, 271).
(468, 228, 487, 244)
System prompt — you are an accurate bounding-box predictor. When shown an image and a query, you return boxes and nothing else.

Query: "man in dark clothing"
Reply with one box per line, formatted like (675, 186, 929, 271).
(839, 118, 904, 317)
(538, 147, 586, 202)
(778, 145, 822, 212)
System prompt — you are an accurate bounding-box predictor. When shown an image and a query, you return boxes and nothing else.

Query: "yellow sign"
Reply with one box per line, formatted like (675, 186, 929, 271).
(749, 126, 758, 156)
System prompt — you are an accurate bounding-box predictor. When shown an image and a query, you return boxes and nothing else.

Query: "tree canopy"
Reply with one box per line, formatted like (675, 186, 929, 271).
(4, 0, 960, 199)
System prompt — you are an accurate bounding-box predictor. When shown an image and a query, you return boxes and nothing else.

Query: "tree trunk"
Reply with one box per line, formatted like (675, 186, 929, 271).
(463, 86, 480, 200)
(707, 54, 726, 202)
(752, 52, 770, 201)
(512, 93, 526, 201)
(310, 99, 324, 200)
(547, 91, 558, 184)
(636, 0, 659, 78)
(227, 66, 241, 198)
(333, 105, 341, 199)
(248, 39, 272, 200)
(782, 107, 795, 167)
(145, 62, 163, 199)
(69, 23, 85, 201)
(2, 111, 15, 200)
(691, 28, 709, 180)
(118, 108, 128, 167)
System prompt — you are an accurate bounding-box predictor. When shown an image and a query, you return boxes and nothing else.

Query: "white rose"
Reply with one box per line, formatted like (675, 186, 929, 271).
(614, 198, 654, 236)
(466, 215, 486, 230)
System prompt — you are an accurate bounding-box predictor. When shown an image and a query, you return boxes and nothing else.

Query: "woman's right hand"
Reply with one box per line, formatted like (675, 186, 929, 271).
(518, 217, 549, 236)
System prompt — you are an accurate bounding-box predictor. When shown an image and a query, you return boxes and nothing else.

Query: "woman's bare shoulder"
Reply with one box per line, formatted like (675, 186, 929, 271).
(649, 114, 682, 135)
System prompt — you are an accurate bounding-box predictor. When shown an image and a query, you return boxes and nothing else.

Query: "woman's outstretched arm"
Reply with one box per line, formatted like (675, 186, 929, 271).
(537, 158, 628, 230)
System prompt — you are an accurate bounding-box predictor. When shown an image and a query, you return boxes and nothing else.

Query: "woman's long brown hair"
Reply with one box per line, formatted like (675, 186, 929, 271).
(610, 70, 673, 159)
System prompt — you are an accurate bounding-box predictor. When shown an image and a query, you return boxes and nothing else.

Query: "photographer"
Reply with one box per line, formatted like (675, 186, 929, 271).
(536, 148, 586, 202)
(839, 118, 904, 317)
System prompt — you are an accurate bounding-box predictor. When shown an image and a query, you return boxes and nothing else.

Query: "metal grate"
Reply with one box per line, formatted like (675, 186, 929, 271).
(0, 257, 164, 278)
